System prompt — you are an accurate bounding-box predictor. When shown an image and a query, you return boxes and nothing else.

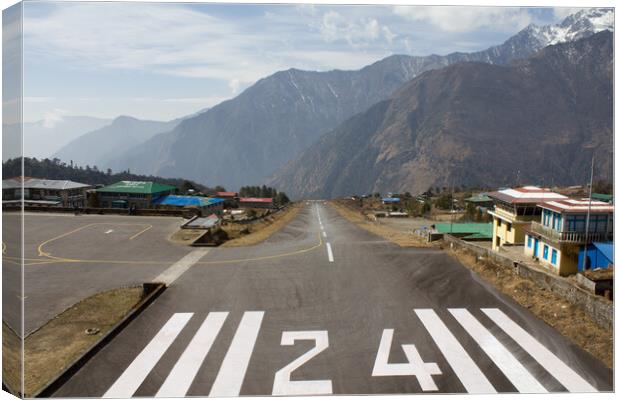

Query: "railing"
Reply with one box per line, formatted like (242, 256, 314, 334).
(530, 221, 612, 244)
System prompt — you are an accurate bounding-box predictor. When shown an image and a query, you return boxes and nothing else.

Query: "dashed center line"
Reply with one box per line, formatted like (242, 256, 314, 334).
(105, 229, 114, 234)
(322, 231, 327, 238)
(326, 243, 334, 263)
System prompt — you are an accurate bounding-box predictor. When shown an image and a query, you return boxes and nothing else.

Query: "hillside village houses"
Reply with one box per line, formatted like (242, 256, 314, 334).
(487, 186, 614, 277)
(524, 198, 613, 276)
(487, 186, 568, 251)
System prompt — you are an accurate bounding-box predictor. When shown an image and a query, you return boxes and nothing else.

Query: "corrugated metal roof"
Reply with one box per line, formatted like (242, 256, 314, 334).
(96, 181, 176, 194)
(3, 177, 90, 190)
(465, 194, 492, 203)
(540, 198, 614, 214)
(592, 193, 613, 202)
(434, 222, 492, 238)
(239, 197, 273, 203)
(488, 186, 567, 204)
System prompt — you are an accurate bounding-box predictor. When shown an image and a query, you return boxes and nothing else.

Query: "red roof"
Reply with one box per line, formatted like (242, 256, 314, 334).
(216, 191, 238, 197)
(540, 198, 614, 214)
(239, 197, 273, 203)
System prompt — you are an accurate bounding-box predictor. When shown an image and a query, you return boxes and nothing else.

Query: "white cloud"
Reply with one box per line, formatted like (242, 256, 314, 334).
(42, 108, 68, 128)
(393, 6, 534, 33)
(316, 10, 394, 47)
(228, 79, 241, 95)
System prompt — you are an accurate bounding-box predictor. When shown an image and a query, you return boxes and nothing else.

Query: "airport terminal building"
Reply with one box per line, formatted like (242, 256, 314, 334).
(95, 181, 177, 209)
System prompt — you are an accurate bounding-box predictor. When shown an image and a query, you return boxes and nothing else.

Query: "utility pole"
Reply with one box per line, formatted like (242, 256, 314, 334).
(581, 156, 595, 271)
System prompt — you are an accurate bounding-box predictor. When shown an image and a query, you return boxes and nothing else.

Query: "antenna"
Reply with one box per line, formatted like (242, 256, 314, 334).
(581, 155, 595, 272)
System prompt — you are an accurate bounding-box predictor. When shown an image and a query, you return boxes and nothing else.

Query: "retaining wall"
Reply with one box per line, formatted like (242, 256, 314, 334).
(443, 234, 613, 330)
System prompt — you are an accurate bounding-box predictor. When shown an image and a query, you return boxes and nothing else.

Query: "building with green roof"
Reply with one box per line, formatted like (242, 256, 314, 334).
(464, 194, 494, 208)
(95, 181, 177, 209)
(433, 222, 492, 241)
(592, 193, 613, 204)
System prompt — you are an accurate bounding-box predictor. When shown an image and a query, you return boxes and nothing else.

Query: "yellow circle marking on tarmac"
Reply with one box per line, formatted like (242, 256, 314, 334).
(18, 226, 323, 266)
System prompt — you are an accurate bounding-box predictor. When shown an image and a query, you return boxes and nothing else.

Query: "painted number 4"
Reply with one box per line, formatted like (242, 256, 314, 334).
(372, 329, 441, 391)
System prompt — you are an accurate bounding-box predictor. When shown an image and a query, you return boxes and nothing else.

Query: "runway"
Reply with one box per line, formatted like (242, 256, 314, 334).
(17, 202, 613, 396)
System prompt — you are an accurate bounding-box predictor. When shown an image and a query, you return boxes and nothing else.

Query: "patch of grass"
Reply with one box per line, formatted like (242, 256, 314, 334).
(221, 203, 301, 247)
(19, 286, 144, 396)
(330, 200, 434, 248)
(447, 246, 613, 368)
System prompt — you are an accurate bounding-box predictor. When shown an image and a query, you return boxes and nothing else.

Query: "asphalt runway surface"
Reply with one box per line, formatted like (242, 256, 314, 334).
(3, 212, 194, 334)
(49, 202, 613, 396)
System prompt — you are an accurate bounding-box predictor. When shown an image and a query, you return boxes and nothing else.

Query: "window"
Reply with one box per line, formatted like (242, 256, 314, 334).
(497, 219, 502, 227)
(543, 245, 549, 260)
(551, 249, 558, 265)
(527, 236, 532, 248)
(552, 213, 562, 231)
(507, 223, 512, 232)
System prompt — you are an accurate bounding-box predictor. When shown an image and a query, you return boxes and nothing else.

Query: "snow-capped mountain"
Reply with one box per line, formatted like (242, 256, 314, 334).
(107, 8, 613, 190)
(529, 8, 613, 47)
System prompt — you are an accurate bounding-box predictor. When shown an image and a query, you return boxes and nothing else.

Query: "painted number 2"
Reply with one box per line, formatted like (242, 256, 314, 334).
(272, 331, 332, 395)
(372, 329, 441, 391)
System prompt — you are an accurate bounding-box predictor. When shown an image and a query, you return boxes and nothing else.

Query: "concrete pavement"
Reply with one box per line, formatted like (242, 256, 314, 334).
(51, 202, 612, 396)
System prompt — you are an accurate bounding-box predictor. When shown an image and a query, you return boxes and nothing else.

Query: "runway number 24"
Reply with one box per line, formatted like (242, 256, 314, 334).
(271, 329, 441, 395)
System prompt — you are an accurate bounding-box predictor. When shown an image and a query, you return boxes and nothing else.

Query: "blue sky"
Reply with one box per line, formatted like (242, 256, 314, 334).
(18, 2, 580, 123)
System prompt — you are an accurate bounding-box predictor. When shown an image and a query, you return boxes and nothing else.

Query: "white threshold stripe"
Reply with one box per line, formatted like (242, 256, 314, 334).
(156, 312, 229, 397)
(415, 309, 496, 393)
(103, 313, 193, 398)
(154, 249, 209, 286)
(481, 308, 597, 393)
(326, 243, 334, 262)
(209, 311, 265, 397)
(449, 309, 547, 393)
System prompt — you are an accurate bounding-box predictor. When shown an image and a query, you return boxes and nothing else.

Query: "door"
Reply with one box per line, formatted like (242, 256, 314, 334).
(533, 238, 539, 257)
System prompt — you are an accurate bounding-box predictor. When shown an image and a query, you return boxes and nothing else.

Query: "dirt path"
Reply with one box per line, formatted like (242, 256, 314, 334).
(221, 203, 301, 247)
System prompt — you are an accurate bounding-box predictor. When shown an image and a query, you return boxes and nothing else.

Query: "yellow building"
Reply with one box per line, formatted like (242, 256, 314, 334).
(487, 186, 567, 251)
(524, 198, 613, 276)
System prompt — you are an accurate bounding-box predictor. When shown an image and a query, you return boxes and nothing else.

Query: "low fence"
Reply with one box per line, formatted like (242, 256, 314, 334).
(443, 234, 614, 330)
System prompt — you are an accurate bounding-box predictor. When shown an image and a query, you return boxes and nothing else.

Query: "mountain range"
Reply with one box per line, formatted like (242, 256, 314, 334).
(268, 31, 613, 198)
(102, 8, 613, 191)
(3, 116, 111, 161)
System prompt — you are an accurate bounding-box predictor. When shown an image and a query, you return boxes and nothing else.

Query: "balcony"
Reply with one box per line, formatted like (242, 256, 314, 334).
(530, 221, 612, 244)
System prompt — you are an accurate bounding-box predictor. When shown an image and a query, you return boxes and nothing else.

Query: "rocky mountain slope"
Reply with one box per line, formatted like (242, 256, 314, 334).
(108, 8, 612, 189)
(269, 31, 613, 199)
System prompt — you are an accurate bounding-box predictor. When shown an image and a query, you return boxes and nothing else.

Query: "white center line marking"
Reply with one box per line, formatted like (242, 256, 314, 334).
(103, 313, 193, 398)
(105, 229, 113, 234)
(481, 308, 597, 392)
(449, 309, 546, 393)
(209, 311, 265, 397)
(322, 231, 327, 238)
(156, 312, 229, 397)
(415, 309, 496, 393)
(326, 243, 334, 263)
(154, 249, 209, 286)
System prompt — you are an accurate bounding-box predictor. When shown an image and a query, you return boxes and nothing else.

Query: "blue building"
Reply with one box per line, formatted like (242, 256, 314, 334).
(578, 242, 614, 271)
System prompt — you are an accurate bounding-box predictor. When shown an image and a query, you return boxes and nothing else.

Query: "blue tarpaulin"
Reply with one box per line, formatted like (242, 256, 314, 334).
(578, 241, 614, 271)
(152, 196, 225, 207)
(382, 197, 401, 203)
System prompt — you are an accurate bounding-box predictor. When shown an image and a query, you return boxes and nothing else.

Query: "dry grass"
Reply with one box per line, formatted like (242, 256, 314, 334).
(447, 246, 613, 368)
(330, 201, 434, 248)
(13, 286, 145, 396)
(221, 203, 301, 247)
(2, 323, 22, 396)
(169, 228, 206, 245)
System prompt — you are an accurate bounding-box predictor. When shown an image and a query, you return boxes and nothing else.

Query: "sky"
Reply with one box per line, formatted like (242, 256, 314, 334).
(12, 2, 585, 123)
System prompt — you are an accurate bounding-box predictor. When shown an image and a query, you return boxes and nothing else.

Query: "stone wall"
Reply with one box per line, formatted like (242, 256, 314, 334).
(443, 234, 613, 330)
